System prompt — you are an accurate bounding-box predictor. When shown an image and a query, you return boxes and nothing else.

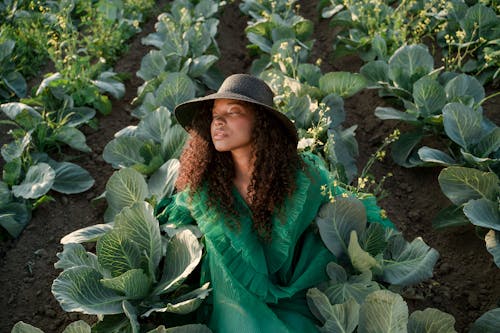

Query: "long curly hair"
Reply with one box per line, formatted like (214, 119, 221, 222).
(175, 101, 301, 241)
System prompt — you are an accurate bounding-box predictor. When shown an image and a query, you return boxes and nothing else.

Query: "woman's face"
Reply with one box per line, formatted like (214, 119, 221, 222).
(210, 99, 255, 153)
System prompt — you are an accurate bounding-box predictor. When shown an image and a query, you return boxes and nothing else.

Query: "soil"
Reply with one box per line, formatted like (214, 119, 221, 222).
(1, 1, 499, 332)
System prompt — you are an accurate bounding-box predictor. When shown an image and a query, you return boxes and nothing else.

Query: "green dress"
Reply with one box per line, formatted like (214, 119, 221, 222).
(155, 152, 394, 333)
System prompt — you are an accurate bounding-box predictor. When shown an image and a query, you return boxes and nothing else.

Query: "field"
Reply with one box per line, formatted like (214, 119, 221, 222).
(1, 1, 500, 332)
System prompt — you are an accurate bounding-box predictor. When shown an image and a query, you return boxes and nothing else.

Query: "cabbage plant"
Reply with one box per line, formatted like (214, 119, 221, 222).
(103, 103, 187, 182)
(0, 38, 26, 101)
(307, 196, 449, 332)
(51, 166, 210, 331)
(315, 196, 439, 286)
(436, 1, 500, 84)
(134, 0, 224, 117)
(0, 100, 95, 237)
(11, 320, 211, 333)
(435, 166, 500, 267)
(52, 167, 210, 332)
(361, 44, 498, 169)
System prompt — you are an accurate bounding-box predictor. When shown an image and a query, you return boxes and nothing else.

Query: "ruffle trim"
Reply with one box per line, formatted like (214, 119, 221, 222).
(185, 152, 327, 302)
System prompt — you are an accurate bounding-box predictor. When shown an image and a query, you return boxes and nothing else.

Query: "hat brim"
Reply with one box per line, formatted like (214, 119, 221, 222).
(174, 92, 298, 143)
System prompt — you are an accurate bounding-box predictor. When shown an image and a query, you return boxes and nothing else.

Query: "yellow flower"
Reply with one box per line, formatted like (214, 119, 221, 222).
(456, 30, 466, 40)
(380, 209, 388, 219)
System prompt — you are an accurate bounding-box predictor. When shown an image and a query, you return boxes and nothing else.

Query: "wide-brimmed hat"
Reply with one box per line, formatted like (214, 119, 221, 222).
(174, 73, 298, 143)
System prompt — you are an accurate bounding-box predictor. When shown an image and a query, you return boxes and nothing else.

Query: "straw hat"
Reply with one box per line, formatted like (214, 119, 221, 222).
(174, 74, 298, 143)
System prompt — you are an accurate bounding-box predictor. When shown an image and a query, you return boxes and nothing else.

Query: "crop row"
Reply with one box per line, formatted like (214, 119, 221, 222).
(318, 0, 500, 269)
(0, 0, 156, 238)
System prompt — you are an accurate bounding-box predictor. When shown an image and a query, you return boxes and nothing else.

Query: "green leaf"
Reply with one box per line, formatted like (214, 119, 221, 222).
(413, 76, 446, 116)
(432, 206, 470, 229)
(54, 243, 102, 272)
(388, 45, 434, 92)
(360, 61, 389, 86)
(0, 181, 10, 203)
(485, 230, 500, 267)
(122, 300, 139, 333)
(11, 321, 44, 333)
(61, 320, 92, 333)
(358, 290, 408, 333)
(114, 202, 162, 277)
(322, 263, 380, 304)
(319, 72, 367, 98)
(136, 107, 172, 143)
(101, 269, 152, 299)
(438, 166, 499, 205)
(417, 147, 457, 166)
(148, 159, 180, 199)
(316, 198, 367, 258)
(52, 266, 126, 315)
(155, 72, 196, 112)
(161, 124, 188, 160)
(105, 168, 149, 219)
(0, 102, 43, 123)
(3, 158, 22, 186)
(50, 161, 94, 194)
(442, 103, 483, 150)
(469, 308, 500, 333)
(35, 72, 63, 96)
(444, 74, 484, 105)
(408, 308, 457, 333)
(92, 71, 125, 99)
(61, 223, 114, 244)
(137, 50, 167, 81)
(374, 107, 418, 122)
(103, 136, 147, 169)
(147, 324, 212, 333)
(97, 230, 143, 277)
(189, 55, 218, 78)
(391, 131, 424, 168)
(371, 35, 387, 60)
(360, 223, 387, 257)
(473, 127, 500, 158)
(12, 163, 55, 199)
(463, 198, 500, 231)
(3, 71, 27, 98)
(381, 235, 439, 286)
(348, 231, 380, 273)
(0, 202, 31, 237)
(0, 39, 15, 61)
(60, 107, 96, 127)
(154, 229, 203, 295)
(247, 32, 272, 53)
(463, 4, 498, 40)
(306, 289, 360, 332)
(144, 282, 210, 316)
(54, 126, 92, 153)
(1, 132, 31, 162)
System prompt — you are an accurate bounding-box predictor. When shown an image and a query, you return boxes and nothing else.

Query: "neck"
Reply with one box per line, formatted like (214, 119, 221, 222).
(232, 148, 254, 182)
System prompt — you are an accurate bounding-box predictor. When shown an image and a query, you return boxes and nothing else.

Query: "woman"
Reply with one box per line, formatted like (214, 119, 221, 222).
(155, 74, 392, 332)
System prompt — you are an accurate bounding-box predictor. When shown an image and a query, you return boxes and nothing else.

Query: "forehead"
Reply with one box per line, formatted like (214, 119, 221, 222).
(212, 99, 252, 111)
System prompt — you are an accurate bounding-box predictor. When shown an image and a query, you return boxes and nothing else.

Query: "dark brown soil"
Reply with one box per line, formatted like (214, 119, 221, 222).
(1, 1, 499, 332)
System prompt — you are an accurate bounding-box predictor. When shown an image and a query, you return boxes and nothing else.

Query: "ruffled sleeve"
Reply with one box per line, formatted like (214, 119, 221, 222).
(154, 190, 195, 226)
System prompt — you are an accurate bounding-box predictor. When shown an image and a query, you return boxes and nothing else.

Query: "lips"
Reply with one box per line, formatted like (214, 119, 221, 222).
(212, 130, 227, 140)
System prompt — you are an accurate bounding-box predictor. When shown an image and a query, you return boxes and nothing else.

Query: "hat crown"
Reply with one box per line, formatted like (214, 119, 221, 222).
(218, 74, 274, 107)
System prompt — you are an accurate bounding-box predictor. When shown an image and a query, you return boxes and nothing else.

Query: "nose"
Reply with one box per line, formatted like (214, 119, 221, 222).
(212, 115, 225, 127)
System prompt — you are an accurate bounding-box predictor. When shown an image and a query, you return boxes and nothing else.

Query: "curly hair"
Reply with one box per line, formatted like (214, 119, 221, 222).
(175, 101, 301, 241)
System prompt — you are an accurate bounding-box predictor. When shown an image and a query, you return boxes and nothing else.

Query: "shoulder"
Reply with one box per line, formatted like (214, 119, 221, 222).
(299, 151, 330, 182)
